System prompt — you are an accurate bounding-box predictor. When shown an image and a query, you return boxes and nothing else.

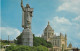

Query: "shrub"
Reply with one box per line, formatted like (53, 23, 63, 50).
(37, 45, 48, 51)
(5, 45, 48, 51)
(5, 46, 15, 51)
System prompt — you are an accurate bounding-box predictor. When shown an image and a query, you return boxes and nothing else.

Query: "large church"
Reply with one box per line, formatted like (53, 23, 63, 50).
(42, 21, 72, 51)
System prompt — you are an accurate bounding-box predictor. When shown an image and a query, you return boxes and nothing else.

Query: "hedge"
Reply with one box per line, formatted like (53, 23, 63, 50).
(5, 45, 48, 51)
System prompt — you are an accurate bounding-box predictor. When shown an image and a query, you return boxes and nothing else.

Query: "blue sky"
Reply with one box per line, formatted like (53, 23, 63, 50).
(1, 0, 80, 48)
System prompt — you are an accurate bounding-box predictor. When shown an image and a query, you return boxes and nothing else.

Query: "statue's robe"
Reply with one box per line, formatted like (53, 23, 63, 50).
(22, 7, 33, 29)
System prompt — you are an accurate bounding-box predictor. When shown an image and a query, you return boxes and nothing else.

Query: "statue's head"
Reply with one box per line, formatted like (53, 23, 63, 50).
(26, 4, 30, 8)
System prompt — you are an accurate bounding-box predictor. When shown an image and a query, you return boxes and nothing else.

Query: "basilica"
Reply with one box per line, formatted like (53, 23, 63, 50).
(42, 21, 72, 51)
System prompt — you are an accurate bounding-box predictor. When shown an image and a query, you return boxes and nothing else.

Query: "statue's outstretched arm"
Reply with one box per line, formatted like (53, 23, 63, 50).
(21, 0, 23, 7)
(21, 0, 25, 11)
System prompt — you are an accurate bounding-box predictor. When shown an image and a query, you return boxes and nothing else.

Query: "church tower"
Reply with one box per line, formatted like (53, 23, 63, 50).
(43, 21, 54, 42)
(65, 34, 67, 49)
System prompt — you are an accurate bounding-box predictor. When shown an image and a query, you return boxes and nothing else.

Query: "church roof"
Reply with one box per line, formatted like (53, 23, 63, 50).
(68, 42, 72, 48)
(69, 43, 72, 46)
(44, 21, 54, 31)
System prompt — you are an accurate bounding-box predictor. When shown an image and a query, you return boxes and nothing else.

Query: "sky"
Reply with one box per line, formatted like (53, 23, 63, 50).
(1, 0, 80, 48)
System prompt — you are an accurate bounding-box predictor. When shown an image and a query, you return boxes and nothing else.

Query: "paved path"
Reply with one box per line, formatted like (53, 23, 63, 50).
(1, 48, 5, 51)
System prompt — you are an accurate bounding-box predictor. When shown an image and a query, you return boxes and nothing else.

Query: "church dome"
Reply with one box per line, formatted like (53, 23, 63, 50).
(43, 21, 54, 41)
(44, 21, 54, 31)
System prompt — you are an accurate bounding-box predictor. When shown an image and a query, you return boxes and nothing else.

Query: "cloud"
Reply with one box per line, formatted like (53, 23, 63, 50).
(57, 0, 80, 14)
(51, 16, 72, 25)
(1, 27, 21, 40)
(50, 16, 72, 33)
(73, 16, 80, 22)
(50, 16, 80, 32)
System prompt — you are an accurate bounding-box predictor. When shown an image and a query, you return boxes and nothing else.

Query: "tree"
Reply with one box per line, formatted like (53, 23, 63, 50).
(33, 34, 52, 48)
(16, 33, 22, 45)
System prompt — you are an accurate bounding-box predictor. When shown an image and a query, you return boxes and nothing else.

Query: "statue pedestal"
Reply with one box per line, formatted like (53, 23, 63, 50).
(22, 28, 33, 46)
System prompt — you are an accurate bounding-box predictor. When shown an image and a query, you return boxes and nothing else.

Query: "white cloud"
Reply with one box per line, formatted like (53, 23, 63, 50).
(50, 16, 72, 34)
(51, 16, 72, 25)
(57, 0, 80, 14)
(73, 16, 80, 22)
(1, 27, 21, 40)
(50, 16, 80, 33)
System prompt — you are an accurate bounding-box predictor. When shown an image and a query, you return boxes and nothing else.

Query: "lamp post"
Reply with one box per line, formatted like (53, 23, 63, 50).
(8, 35, 9, 45)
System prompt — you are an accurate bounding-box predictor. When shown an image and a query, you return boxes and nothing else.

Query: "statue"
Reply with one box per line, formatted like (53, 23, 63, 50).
(21, 0, 33, 46)
(21, 0, 33, 29)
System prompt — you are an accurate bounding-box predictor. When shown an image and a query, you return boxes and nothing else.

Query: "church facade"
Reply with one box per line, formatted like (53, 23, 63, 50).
(42, 22, 72, 51)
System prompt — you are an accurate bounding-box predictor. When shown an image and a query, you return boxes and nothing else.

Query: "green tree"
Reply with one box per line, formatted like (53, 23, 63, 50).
(33, 34, 52, 48)
(37, 45, 48, 51)
(16, 33, 22, 45)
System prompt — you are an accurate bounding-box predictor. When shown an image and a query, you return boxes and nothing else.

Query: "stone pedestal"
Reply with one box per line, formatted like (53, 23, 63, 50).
(22, 28, 33, 46)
